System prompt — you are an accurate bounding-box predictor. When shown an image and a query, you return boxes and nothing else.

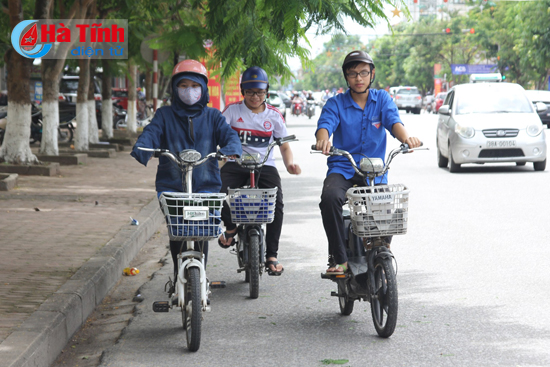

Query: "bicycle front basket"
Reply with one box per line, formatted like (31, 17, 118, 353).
(346, 184, 409, 237)
(158, 192, 226, 241)
(227, 188, 277, 224)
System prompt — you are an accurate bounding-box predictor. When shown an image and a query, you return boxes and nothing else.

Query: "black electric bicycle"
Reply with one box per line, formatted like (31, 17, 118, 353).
(226, 135, 297, 298)
(312, 143, 426, 337)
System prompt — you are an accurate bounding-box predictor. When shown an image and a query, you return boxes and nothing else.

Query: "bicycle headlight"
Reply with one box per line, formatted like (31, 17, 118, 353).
(359, 158, 384, 173)
(526, 123, 543, 137)
(179, 149, 201, 163)
(241, 152, 261, 164)
(455, 124, 475, 139)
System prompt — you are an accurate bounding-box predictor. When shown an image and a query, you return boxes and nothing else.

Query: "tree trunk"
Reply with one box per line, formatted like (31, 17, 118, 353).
(127, 60, 137, 133)
(75, 58, 90, 151)
(145, 66, 153, 106)
(40, 60, 60, 156)
(0, 1, 37, 164)
(88, 61, 99, 144)
(101, 59, 114, 139)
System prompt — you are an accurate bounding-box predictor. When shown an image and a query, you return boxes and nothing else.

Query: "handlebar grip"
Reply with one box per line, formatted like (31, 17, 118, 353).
(277, 134, 297, 145)
(311, 144, 319, 150)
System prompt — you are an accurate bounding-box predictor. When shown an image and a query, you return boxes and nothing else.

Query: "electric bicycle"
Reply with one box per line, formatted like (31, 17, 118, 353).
(311, 143, 426, 337)
(226, 135, 298, 299)
(138, 147, 227, 351)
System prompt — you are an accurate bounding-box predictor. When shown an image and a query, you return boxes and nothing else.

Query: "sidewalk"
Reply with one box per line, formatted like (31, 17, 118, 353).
(0, 146, 164, 367)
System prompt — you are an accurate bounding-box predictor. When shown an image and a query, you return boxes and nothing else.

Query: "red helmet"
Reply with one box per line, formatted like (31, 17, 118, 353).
(172, 60, 208, 82)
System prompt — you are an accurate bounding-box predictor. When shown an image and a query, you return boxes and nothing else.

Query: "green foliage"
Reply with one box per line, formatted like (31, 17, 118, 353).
(366, 1, 550, 94)
(202, 0, 395, 82)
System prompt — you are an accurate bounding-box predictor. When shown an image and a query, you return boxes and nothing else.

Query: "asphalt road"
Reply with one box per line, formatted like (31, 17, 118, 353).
(60, 110, 550, 367)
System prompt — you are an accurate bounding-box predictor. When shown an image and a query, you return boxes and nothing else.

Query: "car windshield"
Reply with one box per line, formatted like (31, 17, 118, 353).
(113, 90, 128, 97)
(455, 87, 533, 115)
(268, 95, 282, 104)
(397, 88, 419, 95)
(60, 80, 79, 93)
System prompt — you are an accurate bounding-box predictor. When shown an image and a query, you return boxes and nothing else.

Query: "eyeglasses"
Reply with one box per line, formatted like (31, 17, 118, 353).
(346, 70, 371, 79)
(244, 90, 267, 97)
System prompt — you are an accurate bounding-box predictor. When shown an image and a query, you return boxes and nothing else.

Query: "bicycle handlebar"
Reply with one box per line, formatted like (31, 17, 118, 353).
(235, 134, 298, 169)
(137, 147, 223, 167)
(310, 142, 426, 178)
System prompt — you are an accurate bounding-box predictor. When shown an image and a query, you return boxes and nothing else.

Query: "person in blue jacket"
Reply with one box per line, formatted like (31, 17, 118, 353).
(131, 59, 242, 282)
(314, 50, 421, 275)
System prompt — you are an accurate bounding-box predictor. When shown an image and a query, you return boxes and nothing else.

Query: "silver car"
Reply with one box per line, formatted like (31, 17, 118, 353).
(394, 86, 422, 114)
(436, 82, 547, 172)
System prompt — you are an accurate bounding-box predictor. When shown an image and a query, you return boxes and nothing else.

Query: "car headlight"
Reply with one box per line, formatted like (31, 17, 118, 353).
(526, 123, 543, 137)
(455, 124, 475, 139)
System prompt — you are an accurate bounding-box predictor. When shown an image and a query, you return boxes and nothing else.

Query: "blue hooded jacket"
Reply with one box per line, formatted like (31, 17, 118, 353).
(131, 72, 242, 193)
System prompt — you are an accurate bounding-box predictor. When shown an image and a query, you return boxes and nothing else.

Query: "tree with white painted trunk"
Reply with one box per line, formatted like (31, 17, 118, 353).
(0, 0, 37, 164)
(74, 58, 90, 152)
(126, 61, 138, 133)
(87, 61, 99, 144)
(101, 59, 114, 139)
(37, 0, 93, 156)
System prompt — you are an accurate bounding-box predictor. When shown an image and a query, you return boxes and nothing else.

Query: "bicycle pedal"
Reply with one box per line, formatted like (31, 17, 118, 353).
(321, 273, 349, 281)
(210, 281, 226, 289)
(330, 291, 345, 297)
(152, 301, 170, 312)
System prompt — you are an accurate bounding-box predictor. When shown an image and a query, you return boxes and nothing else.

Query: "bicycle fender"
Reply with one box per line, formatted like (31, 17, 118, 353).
(247, 227, 261, 237)
(374, 249, 394, 262)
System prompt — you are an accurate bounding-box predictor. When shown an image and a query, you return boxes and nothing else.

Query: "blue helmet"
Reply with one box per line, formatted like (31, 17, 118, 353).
(240, 66, 269, 93)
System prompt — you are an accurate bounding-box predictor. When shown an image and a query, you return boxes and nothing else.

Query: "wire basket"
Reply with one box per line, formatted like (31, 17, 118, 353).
(158, 192, 226, 241)
(227, 188, 278, 224)
(346, 184, 409, 237)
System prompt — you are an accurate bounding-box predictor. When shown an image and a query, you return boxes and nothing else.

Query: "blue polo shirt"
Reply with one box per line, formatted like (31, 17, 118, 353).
(315, 88, 403, 184)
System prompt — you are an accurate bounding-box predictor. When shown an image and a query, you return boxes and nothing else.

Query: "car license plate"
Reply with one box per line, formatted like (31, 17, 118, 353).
(487, 140, 516, 148)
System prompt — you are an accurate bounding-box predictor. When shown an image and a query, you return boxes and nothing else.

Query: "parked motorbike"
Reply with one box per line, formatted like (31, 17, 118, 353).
(0, 103, 74, 146)
(113, 101, 128, 130)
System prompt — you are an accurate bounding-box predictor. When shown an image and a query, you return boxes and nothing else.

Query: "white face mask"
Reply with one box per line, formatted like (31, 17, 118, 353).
(178, 86, 202, 105)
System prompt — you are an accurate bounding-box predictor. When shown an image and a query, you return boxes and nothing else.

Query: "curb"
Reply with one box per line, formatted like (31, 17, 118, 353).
(0, 197, 164, 367)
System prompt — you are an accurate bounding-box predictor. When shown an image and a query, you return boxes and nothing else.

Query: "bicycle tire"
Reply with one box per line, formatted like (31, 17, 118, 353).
(248, 234, 260, 299)
(57, 126, 73, 143)
(338, 280, 354, 315)
(185, 267, 202, 351)
(370, 258, 398, 338)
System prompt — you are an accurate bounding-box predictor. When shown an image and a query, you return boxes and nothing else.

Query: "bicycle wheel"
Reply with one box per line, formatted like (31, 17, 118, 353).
(248, 234, 260, 299)
(185, 267, 202, 351)
(338, 280, 354, 315)
(57, 126, 73, 143)
(370, 258, 398, 338)
(115, 118, 126, 130)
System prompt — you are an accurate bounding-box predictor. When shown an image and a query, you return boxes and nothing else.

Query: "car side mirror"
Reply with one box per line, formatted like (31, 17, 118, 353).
(438, 105, 451, 115)
(535, 102, 547, 113)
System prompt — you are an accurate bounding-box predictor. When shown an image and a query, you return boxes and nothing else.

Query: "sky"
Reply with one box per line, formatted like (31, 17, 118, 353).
(288, 5, 409, 71)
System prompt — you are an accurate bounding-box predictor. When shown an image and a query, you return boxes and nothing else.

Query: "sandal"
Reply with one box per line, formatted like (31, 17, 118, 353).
(265, 260, 284, 276)
(218, 231, 236, 249)
(325, 263, 348, 275)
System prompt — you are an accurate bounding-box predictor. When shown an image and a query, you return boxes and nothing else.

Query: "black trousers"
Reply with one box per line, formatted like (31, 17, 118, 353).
(220, 162, 284, 259)
(319, 173, 391, 265)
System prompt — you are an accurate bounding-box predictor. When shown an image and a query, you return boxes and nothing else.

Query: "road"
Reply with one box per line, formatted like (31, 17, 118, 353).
(55, 110, 550, 367)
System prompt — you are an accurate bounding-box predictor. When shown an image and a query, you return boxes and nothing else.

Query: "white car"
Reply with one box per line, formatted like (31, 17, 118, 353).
(436, 82, 547, 172)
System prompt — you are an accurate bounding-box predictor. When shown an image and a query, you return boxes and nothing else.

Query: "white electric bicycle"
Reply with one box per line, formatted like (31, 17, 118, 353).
(138, 147, 226, 351)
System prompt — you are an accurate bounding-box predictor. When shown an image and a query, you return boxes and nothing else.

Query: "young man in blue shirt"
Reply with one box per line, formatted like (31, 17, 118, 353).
(314, 50, 421, 275)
